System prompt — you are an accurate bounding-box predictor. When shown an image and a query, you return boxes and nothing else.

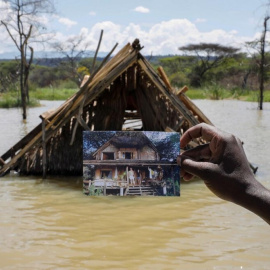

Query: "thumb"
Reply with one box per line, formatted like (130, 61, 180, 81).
(180, 155, 219, 180)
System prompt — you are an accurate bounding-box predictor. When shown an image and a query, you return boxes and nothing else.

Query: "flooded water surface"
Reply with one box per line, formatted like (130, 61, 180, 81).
(0, 100, 270, 269)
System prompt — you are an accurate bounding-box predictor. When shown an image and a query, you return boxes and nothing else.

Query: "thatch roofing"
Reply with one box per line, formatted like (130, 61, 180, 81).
(108, 131, 157, 149)
(0, 39, 212, 177)
(93, 131, 159, 158)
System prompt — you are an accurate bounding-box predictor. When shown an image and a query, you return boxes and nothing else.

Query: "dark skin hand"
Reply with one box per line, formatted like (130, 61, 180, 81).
(178, 123, 270, 225)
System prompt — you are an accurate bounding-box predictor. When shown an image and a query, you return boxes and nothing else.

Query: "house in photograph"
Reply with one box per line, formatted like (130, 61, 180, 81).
(83, 131, 180, 196)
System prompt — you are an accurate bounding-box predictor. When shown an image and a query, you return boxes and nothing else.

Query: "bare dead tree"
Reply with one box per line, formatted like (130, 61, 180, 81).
(0, 0, 55, 119)
(259, 16, 270, 110)
(52, 33, 91, 86)
(246, 16, 270, 110)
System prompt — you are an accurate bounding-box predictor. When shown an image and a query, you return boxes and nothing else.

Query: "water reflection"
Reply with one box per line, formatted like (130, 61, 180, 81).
(0, 100, 270, 269)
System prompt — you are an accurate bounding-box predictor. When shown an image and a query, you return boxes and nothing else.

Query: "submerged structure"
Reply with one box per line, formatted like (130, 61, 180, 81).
(0, 39, 212, 177)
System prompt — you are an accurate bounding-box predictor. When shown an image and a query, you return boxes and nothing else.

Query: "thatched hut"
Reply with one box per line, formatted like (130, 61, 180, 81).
(0, 39, 212, 177)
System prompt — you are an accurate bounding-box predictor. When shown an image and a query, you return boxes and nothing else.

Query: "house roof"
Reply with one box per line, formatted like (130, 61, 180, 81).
(93, 131, 159, 157)
(109, 131, 157, 149)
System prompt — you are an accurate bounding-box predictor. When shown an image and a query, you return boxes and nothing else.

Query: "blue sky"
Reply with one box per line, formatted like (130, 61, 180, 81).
(0, 0, 269, 56)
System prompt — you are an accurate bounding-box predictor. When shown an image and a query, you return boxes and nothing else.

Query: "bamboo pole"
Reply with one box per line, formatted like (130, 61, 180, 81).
(91, 29, 103, 73)
(177, 90, 213, 125)
(0, 157, 5, 166)
(157, 66, 173, 92)
(42, 118, 47, 179)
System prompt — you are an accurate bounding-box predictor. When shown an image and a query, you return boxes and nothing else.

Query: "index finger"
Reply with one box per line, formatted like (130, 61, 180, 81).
(180, 123, 218, 148)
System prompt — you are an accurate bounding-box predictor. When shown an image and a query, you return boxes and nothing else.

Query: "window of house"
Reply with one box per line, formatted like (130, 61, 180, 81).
(102, 152, 114, 160)
(101, 170, 112, 179)
(122, 152, 133, 159)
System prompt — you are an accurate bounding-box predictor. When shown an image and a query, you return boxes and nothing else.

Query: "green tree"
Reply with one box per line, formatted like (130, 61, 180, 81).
(159, 56, 196, 87)
(179, 43, 239, 87)
(83, 131, 116, 160)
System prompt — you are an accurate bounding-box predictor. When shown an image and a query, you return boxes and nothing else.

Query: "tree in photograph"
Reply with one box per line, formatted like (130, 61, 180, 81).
(83, 131, 116, 160)
(0, 0, 55, 119)
(179, 43, 239, 87)
(52, 33, 91, 87)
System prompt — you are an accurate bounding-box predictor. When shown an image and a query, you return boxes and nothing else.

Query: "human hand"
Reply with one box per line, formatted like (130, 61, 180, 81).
(178, 123, 270, 224)
(178, 123, 256, 204)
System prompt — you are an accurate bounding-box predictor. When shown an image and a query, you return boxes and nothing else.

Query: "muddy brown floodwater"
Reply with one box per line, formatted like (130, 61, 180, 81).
(0, 100, 270, 269)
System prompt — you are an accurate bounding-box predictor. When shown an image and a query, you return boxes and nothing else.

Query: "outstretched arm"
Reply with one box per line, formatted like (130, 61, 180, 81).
(178, 123, 270, 225)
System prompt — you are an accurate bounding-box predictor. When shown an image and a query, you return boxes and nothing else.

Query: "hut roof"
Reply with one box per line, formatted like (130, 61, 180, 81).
(0, 39, 212, 177)
(93, 131, 159, 158)
(109, 131, 157, 149)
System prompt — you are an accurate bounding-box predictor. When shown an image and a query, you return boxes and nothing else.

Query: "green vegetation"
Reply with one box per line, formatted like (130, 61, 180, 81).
(30, 87, 78, 100)
(243, 89, 270, 102)
(1, 84, 269, 109)
(88, 184, 103, 196)
(185, 87, 270, 102)
(184, 89, 206, 100)
(0, 84, 78, 108)
(1, 51, 270, 109)
(0, 92, 40, 108)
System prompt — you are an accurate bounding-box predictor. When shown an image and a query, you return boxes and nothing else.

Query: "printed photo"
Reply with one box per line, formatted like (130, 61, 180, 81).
(83, 131, 180, 196)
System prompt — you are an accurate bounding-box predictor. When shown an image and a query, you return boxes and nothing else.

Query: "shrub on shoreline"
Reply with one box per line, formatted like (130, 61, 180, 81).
(0, 92, 40, 108)
(0, 87, 269, 109)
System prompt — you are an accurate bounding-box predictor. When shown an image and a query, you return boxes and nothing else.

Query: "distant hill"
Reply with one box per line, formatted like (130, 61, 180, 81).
(0, 52, 180, 67)
(0, 50, 109, 60)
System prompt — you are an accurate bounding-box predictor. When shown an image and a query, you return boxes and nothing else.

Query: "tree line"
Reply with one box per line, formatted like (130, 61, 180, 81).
(0, 56, 101, 91)
(156, 45, 270, 91)
(0, 43, 269, 101)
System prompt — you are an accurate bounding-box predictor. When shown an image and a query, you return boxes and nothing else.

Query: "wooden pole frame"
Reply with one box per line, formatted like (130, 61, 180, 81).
(42, 118, 47, 179)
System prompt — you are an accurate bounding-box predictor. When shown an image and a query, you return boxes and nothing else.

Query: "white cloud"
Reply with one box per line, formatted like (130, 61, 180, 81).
(0, 17, 265, 56)
(89, 11, 96, 16)
(58, 17, 77, 28)
(134, 6, 150, 13)
(0, 30, 13, 54)
(78, 19, 259, 55)
(0, 0, 9, 10)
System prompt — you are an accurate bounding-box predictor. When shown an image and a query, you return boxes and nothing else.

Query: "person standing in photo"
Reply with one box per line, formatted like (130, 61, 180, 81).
(137, 169, 142, 185)
(128, 167, 135, 186)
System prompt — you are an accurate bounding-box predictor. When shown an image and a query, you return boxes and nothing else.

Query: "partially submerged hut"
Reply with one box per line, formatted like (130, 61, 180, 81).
(0, 39, 212, 177)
